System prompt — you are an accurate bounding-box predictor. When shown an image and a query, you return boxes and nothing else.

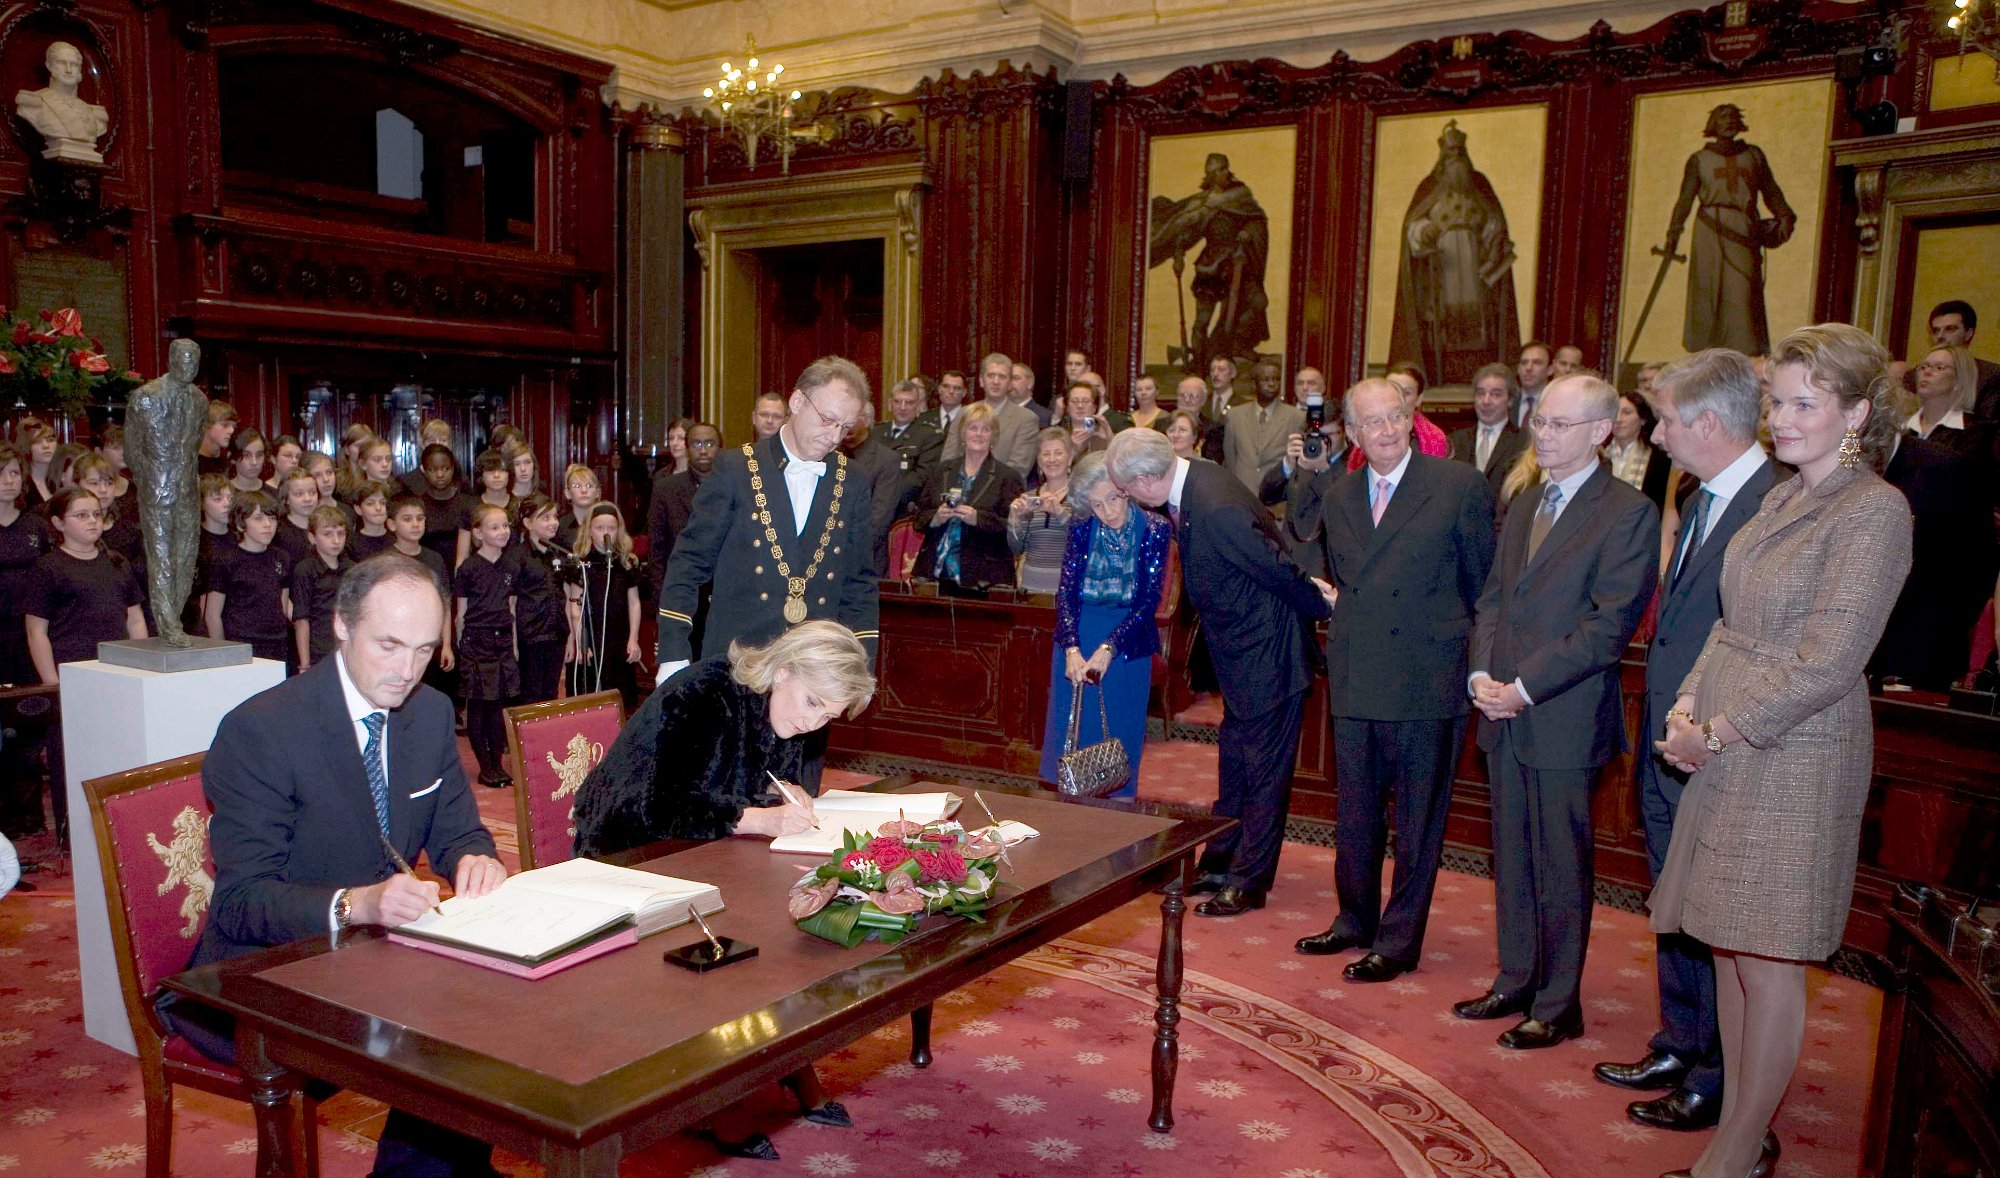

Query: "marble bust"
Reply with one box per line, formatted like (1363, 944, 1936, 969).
(15, 41, 108, 164)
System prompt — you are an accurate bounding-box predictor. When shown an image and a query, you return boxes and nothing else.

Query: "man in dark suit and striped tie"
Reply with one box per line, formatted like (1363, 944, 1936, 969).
(1594, 349, 1777, 1130)
(1456, 374, 1659, 1049)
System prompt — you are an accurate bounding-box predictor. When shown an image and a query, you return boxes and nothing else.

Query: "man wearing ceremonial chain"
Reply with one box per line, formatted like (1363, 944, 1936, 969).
(656, 355, 880, 692)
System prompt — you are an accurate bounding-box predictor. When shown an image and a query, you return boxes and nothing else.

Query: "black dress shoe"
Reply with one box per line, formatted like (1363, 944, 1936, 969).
(1452, 990, 1531, 1021)
(1660, 1139, 1776, 1178)
(1628, 1087, 1720, 1131)
(1293, 928, 1361, 956)
(1763, 1130, 1780, 1162)
(1195, 887, 1265, 917)
(1343, 953, 1415, 983)
(801, 1100, 851, 1128)
(1496, 1014, 1583, 1049)
(1187, 872, 1230, 896)
(1594, 1049, 1692, 1091)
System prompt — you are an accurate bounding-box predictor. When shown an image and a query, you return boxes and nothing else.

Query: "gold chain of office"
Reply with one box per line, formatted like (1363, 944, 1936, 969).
(743, 443, 846, 625)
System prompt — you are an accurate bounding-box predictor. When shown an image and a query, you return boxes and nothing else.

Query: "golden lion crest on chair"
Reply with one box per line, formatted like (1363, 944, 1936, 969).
(145, 806, 213, 939)
(547, 733, 604, 803)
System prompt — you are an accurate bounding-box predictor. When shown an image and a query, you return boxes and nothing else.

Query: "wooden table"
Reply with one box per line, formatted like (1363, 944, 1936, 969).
(163, 780, 1233, 1177)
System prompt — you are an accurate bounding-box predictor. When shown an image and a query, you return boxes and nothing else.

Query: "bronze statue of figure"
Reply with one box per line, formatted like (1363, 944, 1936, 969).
(1148, 152, 1271, 374)
(125, 339, 206, 646)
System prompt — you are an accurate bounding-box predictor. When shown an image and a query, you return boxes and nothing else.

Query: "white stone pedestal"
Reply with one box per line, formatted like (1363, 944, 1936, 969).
(62, 658, 284, 1055)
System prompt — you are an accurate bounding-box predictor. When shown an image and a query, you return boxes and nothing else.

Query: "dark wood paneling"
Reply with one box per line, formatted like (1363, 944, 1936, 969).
(837, 586, 2000, 961)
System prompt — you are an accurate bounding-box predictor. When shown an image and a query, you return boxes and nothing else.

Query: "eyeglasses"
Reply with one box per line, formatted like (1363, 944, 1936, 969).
(1352, 412, 1411, 434)
(1916, 362, 1955, 375)
(798, 387, 858, 436)
(1528, 416, 1611, 434)
(687, 437, 721, 451)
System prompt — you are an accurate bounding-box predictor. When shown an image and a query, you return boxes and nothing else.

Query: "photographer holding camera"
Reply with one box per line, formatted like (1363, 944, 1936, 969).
(1258, 367, 1348, 569)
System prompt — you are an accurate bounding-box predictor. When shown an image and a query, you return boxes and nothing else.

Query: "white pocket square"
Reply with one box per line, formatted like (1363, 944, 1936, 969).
(407, 780, 441, 799)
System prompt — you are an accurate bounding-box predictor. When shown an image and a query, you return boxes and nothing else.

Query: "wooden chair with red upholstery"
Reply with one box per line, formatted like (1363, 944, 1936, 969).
(1150, 540, 1194, 723)
(887, 517, 924, 583)
(503, 690, 625, 870)
(83, 752, 318, 1178)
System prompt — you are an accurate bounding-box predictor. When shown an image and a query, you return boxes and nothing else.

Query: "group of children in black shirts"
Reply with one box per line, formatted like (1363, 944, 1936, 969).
(0, 413, 650, 822)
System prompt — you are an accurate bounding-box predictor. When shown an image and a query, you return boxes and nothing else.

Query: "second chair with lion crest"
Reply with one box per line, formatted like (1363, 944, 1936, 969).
(503, 690, 625, 870)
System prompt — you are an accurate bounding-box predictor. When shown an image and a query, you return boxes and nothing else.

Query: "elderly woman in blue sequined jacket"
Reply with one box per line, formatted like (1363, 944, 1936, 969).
(1039, 451, 1172, 796)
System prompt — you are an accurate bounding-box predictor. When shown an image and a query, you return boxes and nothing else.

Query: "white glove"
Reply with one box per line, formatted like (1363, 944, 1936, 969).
(655, 659, 690, 686)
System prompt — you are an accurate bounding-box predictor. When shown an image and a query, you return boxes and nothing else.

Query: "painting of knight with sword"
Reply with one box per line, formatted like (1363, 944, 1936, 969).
(1148, 152, 1272, 374)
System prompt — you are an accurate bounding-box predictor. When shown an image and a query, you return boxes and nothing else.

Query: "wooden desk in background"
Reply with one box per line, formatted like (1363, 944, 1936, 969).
(164, 780, 1232, 1178)
(837, 587, 2000, 962)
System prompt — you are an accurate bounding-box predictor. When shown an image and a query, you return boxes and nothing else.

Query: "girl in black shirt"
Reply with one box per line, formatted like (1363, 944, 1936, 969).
(455, 503, 520, 786)
(417, 444, 475, 571)
(567, 503, 645, 712)
(23, 488, 144, 680)
(0, 445, 47, 686)
(18, 418, 57, 510)
(511, 494, 570, 705)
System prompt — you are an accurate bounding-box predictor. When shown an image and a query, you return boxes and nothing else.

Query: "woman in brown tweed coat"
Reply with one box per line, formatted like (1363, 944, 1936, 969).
(1649, 324, 1912, 1178)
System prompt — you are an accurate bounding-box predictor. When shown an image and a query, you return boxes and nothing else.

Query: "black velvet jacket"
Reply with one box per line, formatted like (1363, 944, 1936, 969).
(571, 657, 809, 857)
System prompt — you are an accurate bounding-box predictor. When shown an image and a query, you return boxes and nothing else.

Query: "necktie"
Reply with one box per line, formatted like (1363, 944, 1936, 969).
(1526, 482, 1562, 563)
(1372, 477, 1392, 526)
(1169, 504, 1184, 531)
(1673, 488, 1715, 586)
(362, 711, 390, 837)
(1477, 426, 1495, 472)
(1519, 394, 1537, 429)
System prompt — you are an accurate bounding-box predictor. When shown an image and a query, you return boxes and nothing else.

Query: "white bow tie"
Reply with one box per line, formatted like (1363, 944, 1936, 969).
(790, 458, 826, 477)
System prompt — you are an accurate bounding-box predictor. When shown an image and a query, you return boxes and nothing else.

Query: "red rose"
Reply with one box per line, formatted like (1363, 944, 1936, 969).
(11, 322, 30, 345)
(47, 308, 83, 338)
(865, 837, 911, 870)
(840, 850, 870, 870)
(913, 848, 967, 884)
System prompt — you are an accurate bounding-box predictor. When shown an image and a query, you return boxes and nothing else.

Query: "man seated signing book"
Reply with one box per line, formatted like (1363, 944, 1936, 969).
(164, 553, 507, 1178)
(573, 620, 878, 857)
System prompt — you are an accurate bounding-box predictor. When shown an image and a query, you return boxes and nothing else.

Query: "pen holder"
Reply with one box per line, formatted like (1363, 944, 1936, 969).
(664, 936, 758, 972)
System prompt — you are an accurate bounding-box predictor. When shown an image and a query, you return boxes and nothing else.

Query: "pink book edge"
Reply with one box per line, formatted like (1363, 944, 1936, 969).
(385, 927, 640, 979)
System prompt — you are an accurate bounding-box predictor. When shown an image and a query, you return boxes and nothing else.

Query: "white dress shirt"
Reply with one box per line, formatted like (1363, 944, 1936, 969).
(1904, 407, 1966, 440)
(1165, 456, 1193, 515)
(330, 651, 385, 931)
(1475, 422, 1503, 472)
(779, 431, 824, 536)
(1366, 447, 1414, 515)
(1685, 443, 1767, 552)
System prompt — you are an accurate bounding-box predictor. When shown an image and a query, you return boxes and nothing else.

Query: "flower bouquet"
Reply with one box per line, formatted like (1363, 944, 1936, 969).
(788, 818, 1006, 948)
(0, 307, 139, 420)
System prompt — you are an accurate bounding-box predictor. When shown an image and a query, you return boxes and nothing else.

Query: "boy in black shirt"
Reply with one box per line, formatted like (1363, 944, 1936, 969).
(205, 489, 293, 671)
(289, 504, 350, 673)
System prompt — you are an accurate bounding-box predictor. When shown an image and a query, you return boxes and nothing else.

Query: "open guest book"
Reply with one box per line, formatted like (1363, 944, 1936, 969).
(767, 789, 963, 854)
(387, 858, 723, 976)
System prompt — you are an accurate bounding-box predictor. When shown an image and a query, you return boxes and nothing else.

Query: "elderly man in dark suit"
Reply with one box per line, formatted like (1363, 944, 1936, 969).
(1107, 428, 1336, 916)
(656, 356, 879, 685)
(1294, 380, 1494, 981)
(1591, 349, 1777, 1128)
(1455, 374, 1659, 1048)
(1448, 362, 1530, 493)
(172, 553, 506, 1177)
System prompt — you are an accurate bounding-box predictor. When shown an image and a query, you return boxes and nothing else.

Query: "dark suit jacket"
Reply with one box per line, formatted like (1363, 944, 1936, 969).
(1877, 433, 2000, 687)
(1447, 423, 1530, 498)
(913, 453, 1025, 590)
(1177, 458, 1332, 715)
(192, 657, 495, 967)
(877, 416, 945, 510)
(1470, 463, 1660, 769)
(842, 433, 905, 581)
(658, 435, 879, 664)
(1645, 456, 1780, 735)
(1320, 455, 1495, 721)
(647, 468, 706, 573)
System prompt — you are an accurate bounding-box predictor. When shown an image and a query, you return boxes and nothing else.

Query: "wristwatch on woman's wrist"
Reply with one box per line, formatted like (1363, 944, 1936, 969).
(1701, 719, 1724, 754)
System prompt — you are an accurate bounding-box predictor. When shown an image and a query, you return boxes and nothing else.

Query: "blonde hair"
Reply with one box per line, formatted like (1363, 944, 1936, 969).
(572, 502, 636, 567)
(959, 400, 997, 436)
(728, 619, 876, 719)
(564, 463, 598, 490)
(1499, 438, 1543, 504)
(1916, 343, 1980, 416)
(1772, 323, 1901, 471)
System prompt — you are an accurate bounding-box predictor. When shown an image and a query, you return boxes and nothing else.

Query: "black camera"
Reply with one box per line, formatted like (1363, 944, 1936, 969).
(1301, 390, 1327, 462)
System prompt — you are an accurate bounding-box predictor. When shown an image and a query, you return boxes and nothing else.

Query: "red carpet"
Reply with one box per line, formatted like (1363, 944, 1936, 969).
(0, 734, 1877, 1177)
